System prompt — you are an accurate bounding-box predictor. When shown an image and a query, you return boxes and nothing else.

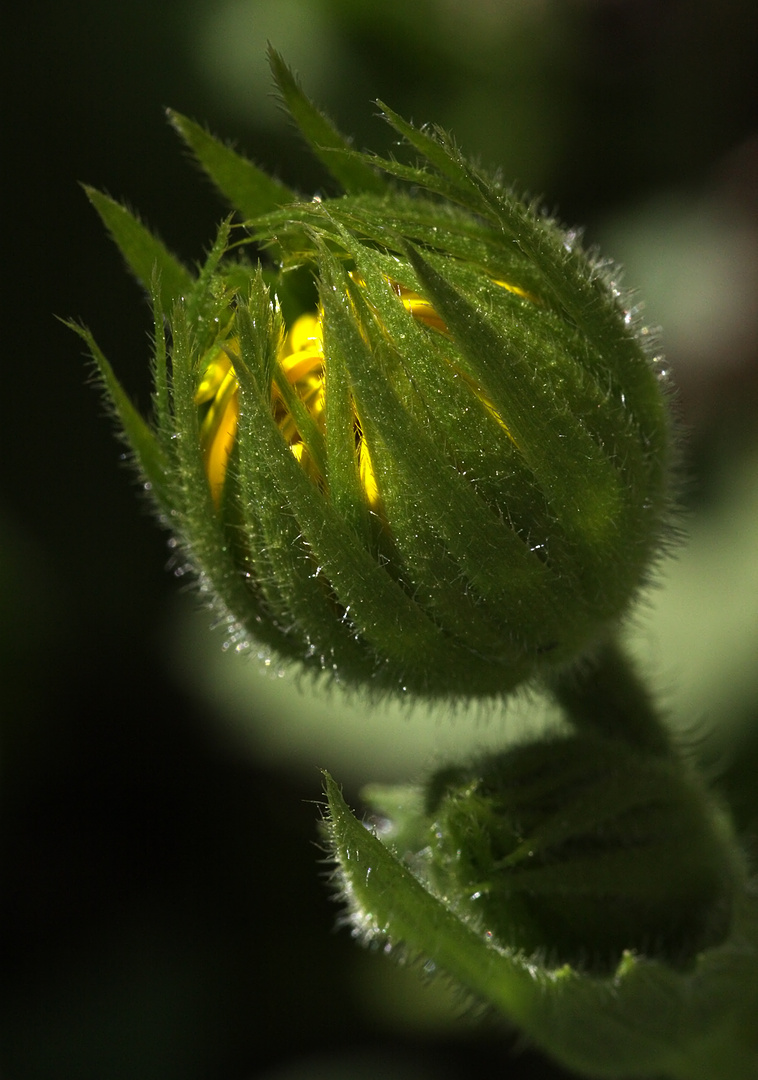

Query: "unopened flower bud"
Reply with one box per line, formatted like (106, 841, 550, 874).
(367, 734, 738, 971)
(79, 54, 674, 700)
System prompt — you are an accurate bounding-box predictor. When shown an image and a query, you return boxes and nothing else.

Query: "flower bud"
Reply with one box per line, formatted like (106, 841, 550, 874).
(367, 733, 738, 971)
(80, 54, 674, 699)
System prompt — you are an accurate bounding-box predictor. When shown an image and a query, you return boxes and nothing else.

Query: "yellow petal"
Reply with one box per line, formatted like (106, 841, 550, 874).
(195, 344, 234, 404)
(199, 368, 239, 504)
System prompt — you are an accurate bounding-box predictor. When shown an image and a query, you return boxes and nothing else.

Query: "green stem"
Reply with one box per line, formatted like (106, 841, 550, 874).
(549, 638, 672, 756)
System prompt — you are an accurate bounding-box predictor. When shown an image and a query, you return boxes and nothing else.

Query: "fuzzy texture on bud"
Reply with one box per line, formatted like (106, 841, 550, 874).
(76, 50, 674, 700)
(368, 734, 738, 972)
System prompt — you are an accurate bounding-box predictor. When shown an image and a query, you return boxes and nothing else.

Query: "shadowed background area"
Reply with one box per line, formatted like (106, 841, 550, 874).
(2, 1, 758, 1077)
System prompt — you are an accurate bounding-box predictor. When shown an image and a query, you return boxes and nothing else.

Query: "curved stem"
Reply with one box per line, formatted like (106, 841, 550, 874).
(548, 638, 672, 756)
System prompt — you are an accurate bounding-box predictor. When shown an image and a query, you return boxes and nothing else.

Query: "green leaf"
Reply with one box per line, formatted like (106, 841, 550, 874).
(84, 186, 193, 309)
(268, 46, 387, 196)
(167, 109, 296, 219)
(324, 772, 758, 1080)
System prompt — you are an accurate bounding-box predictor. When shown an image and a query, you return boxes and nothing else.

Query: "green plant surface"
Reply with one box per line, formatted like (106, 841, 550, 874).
(73, 49, 758, 1080)
(324, 773, 758, 1080)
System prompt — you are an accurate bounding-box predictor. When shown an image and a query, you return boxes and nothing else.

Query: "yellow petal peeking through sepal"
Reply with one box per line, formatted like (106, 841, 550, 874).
(196, 275, 526, 508)
(196, 298, 393, 511)
(197, 342, 240, 506)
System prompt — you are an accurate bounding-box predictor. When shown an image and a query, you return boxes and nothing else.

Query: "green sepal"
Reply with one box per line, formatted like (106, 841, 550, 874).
(404, 244, 625, 550)
(167, 109, 297, 219)
(223, 279, 352, 657)
(318, 250, 556, 659)
(324, 194, 545, 295)
(231, 271, 452, 682)
(364, 106, 666, 450)
(375, 100, 491, 214)
(229, 268, 556, 695)
(325, 772, 758, 1080)
(270, 359, 328, 480)
(156, 294, 282, 643)
(83, 186, 193, 309)
(67, 320, 173, 509)
(183, 217, 236, 334)
(148, 275, 171, 444)
(320, 301, 374, 549)
(268, 46, 387, 197)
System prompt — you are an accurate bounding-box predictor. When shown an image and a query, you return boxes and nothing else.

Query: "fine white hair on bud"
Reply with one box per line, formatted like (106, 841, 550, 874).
(76, 49, 675, 702)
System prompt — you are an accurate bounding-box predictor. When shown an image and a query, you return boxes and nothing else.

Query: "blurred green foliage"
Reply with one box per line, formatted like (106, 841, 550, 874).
(2, 2, 757, 1078)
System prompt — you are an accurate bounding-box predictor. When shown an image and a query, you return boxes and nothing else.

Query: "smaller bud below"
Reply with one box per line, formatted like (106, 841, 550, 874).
(368, 734, 739, 972)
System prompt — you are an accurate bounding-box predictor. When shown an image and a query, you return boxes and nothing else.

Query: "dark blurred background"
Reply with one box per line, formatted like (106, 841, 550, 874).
(2, 2, 758, 1078)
